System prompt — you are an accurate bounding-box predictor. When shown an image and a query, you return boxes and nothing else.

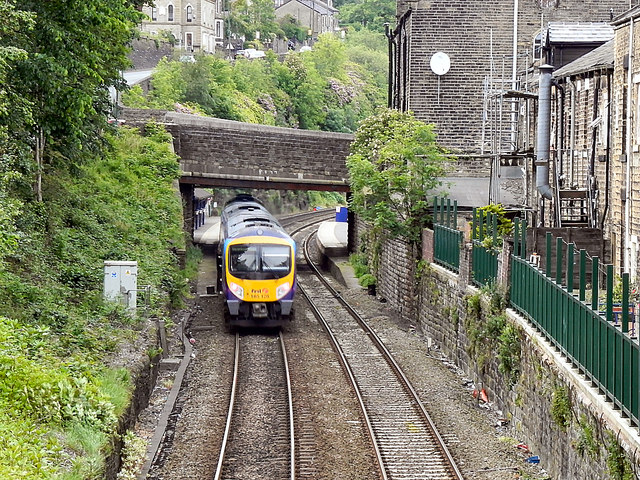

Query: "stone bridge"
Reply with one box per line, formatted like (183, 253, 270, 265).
(121, 107, 353, 191)
(120, 107, 354, 234)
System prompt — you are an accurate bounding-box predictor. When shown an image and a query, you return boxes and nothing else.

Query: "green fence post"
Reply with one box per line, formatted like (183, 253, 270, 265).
(590, 256, 599, 379)
(607, 265, 614, 324)
(446, 198, 451, 228)
(623, 272, 630, 334)
(546, 232, 552, 277)
(556, 237, 563, 286)
(472, 207, 477, 240)
(592, 257, 599, 311)
(521, 219, 527, 259)
(492, 212, 497, 247)
(579, 249, 586, 302)
(454, 200, 458, 231)
(567, 243, 575, 295)
(514, 218, 520, 258)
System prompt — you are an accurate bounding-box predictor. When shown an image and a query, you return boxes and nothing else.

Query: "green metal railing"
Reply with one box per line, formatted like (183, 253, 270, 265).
(433, 197, 462, 273)
(510, 219, 640, 428)
(471, 207, 499, 287)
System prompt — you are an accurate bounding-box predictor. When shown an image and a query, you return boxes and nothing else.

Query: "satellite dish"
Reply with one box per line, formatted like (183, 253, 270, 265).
(430, 52, 450, 76)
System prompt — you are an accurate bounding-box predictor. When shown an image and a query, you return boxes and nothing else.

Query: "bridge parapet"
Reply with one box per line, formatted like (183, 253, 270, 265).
(121, 107, 353, 192)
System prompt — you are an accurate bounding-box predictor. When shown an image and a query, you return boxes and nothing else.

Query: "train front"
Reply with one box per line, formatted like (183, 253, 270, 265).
(223, 232, 296, 328)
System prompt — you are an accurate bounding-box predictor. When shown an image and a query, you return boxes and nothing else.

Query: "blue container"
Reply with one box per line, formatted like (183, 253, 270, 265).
(336, 206, 348, 222)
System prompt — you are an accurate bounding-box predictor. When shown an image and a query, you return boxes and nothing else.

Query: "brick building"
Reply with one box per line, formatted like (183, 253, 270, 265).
(610, 7, 640, 279)
(390, 0, 629, 155)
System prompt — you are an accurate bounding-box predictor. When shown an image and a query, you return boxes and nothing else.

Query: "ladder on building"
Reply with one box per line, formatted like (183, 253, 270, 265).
(482, 77, 521, 157)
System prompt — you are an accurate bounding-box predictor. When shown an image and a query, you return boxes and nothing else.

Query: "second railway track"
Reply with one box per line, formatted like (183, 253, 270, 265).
(298, 231, 464, 480)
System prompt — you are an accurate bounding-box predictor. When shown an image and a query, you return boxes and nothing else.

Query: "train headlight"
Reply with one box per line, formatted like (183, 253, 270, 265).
(229, 282, 244, 300)
(276, 282, 291, 300)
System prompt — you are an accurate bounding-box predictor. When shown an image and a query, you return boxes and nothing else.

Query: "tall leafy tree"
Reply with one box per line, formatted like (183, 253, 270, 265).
(6, 0, 144, 199)
(347, 108, 452, 243)
(338, 0, 395, 31)
(228, 0, 284, 44)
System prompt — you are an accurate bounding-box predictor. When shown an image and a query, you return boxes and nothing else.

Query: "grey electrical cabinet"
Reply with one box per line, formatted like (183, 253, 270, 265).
(103, 260, 138, 311)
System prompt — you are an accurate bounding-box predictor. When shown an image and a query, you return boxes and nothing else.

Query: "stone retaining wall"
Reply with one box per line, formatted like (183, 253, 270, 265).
(369, 225, 640, 478)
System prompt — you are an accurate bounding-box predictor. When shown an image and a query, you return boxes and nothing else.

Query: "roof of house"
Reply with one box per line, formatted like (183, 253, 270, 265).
(553, 39, 614, 78)
(276, 0, 337, 15)
(545, 22, 614, 44)
(611, 5, 640, 26)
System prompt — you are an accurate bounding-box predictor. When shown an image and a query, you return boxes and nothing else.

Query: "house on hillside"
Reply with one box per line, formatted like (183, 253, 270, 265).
(140, 1, 224, 54)
(275, 0, 338, 41)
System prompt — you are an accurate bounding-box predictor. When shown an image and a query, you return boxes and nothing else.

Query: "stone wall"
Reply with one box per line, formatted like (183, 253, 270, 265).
(377, 236, 417, 319)
(368, 224, 640, 478)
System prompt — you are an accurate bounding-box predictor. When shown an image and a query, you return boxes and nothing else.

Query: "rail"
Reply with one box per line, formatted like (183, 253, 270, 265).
(302, 231, 463, 480)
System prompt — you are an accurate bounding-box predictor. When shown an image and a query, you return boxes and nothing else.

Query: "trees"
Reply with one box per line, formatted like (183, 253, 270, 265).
(4, 0, 144, 200)
(227, 0, 284, 45)
(347, 108, 452, 244)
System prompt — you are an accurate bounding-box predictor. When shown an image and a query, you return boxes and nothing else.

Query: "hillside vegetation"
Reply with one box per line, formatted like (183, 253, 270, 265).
(123, 32, 388, 133)
(0, 1, 196, 477)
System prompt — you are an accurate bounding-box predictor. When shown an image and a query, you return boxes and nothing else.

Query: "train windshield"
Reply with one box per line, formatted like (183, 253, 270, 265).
(229, 244, 291, 279)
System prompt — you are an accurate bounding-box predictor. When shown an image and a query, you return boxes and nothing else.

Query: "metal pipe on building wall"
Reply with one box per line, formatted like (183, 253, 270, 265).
(625, 19, 634, 273)
(510, 0, 519, 148)
(385, 23, 393, 108)
(601, 72, 612, 231)
(556, 82, 565, 184)
(511, 0, 518, 89)
(569, 82, 576, 187)
(536, 64, 554, 205)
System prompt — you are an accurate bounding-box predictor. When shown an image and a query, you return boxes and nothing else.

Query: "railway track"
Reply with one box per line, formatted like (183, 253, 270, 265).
(298, 231, 465, 480)
(279, 208, 335, 230)
(214, 332, 295, 480)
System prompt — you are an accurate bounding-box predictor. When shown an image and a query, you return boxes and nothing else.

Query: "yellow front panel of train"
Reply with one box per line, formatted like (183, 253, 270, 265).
(225, 235, 295, 302)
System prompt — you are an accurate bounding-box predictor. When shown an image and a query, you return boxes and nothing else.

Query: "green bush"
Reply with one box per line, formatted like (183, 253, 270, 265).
(359, 273, 377, 288)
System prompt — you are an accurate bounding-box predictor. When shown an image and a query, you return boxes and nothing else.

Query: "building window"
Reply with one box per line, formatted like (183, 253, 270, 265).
(533, 31, 542, 63)
(186, 32, 193, 51)
(216, 21, 221, 38)
(168, 4, 174, 21)
(151, 7, 158, 21)
(187, 5, 193, 22)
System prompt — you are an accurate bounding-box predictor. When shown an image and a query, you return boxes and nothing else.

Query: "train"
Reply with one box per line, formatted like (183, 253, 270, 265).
(217, 194, 296, 329)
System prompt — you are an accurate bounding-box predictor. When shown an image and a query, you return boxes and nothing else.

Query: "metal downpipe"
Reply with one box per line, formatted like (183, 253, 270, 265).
(536, 64, 554, 200)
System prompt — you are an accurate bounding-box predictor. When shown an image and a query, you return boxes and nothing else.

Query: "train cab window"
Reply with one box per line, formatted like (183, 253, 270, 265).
(261, 245, 290, 273)
(230, 245, 258, 273)
(229, 244, 291, 279)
